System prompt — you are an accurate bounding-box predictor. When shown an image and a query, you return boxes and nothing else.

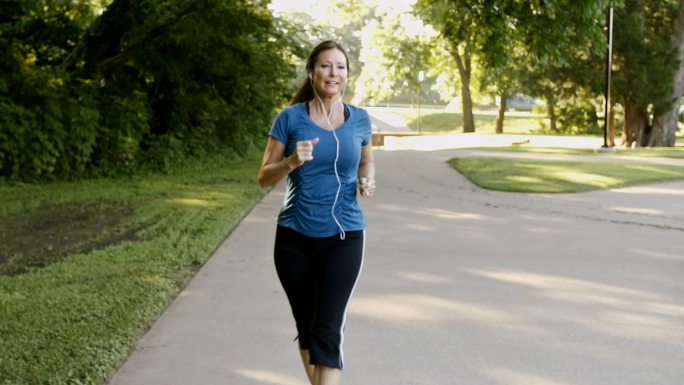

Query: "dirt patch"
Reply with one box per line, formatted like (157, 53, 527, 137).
(0, 202, 141, 276)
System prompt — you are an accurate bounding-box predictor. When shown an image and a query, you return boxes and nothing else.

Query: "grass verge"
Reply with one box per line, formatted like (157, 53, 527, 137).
(464, 146, 684, 158)
(395, 108, 546, 134)
(0, 152, 266, 384)
(449, 157, 684, 193)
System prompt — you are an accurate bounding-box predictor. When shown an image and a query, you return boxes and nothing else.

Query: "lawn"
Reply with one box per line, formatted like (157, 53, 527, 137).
(0, 153, 266, 384)
(450, 157, 684, 193)
(394, 107, 547, 134)
(464, 146, 684, 158)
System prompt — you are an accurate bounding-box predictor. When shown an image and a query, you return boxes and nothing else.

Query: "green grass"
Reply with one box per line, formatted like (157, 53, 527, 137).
(464, 146, 684, 158)
(0, 153, 267, 384)
(396, 108, 546, 134)
(450, 157, 684, 193)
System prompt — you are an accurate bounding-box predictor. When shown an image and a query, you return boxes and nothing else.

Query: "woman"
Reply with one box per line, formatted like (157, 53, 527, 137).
(258, 40, 375, 385)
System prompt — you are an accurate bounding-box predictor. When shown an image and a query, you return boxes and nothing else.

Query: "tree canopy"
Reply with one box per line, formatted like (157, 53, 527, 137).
(1, 0, 302, 180)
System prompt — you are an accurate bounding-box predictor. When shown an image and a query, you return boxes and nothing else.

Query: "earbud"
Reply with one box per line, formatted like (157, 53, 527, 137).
(308, 73, 312, 80)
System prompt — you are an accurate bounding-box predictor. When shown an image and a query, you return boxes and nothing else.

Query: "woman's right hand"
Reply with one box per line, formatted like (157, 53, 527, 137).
(289, 137, 320, 168)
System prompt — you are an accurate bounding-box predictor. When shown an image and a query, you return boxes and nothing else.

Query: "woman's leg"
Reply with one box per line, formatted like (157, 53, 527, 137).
(299, 349, 314, 384)
(274, 227, 317, 382)
(308, 230, 365, 378)
(313, 365, 341, 385)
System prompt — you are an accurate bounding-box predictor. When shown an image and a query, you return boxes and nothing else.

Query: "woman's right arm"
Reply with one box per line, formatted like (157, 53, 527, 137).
(258, 136, 320, 187)
(258, 137, 298, 188)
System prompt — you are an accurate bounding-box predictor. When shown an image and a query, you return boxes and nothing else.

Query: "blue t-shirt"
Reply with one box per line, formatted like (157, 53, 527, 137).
(269, 102, 372, 237)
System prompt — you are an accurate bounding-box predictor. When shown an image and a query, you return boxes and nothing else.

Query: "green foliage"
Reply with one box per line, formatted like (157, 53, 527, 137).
(396, 108, 545, 134)
(0, 0, 299, 181)
(354, 9, 436, 105)
(413, 1, 618, 134)
(0, 70, 102, 180)
(613, 0, 679, 111)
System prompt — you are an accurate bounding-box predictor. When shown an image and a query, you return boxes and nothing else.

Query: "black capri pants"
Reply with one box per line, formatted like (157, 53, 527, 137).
(274, 225, 365, 370)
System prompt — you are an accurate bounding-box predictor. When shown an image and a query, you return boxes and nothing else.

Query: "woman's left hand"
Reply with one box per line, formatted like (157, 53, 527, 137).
(358, 177, 375, 197)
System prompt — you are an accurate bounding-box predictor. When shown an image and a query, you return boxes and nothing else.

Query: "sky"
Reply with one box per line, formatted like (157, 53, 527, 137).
(268, 0, 427, 36)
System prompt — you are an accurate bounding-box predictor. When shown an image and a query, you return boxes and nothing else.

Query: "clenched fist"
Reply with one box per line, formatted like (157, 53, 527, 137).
(289, 137, 320, 168)
(358, 177, 375, 197)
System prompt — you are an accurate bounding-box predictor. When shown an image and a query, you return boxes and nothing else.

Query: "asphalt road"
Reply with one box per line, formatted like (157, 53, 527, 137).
(108, 145, 684, 385)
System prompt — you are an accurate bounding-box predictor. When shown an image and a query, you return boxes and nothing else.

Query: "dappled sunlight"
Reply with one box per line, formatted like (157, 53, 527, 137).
(405, 223, 436, 231)
(375, 203, 488, 221)
(610, 184, 684, 195)
(575, 312, 684, 341)
(516, 163, 622, 187)
(630, 248, 684, 261)
(609, 206, 664, 216)
(168, 190, 240, 208)
(350, 294, 529, 330)
(482, 367, 579, 385)
(425, 207, 486, 221)
(170, 197, 220, 207)
(554, 171, 619, 187)
(375, 203, 407, 212)
(524, 226, 556, 234)
(467, 269, 660, 301)
(395, 271, 451, 284)
(507, 175, 544, 184)
(234, 369, 306, 385)
(599, 309, 681, 329)
(465, 269, 684, 340)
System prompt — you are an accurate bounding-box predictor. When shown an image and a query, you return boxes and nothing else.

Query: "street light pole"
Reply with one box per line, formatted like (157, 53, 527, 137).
(603, 6, 614, 148)
(418, 70, 425, 134)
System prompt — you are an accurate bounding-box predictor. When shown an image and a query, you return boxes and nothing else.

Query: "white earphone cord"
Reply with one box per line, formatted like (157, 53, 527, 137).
(311, 75, 346, 240)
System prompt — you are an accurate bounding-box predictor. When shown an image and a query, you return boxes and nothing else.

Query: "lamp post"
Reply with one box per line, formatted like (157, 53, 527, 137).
(418, 70, 425, 133)
(602, 6, 614, 149)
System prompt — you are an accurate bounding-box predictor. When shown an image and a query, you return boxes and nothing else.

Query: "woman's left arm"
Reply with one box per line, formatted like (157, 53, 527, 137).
(358, 143, 375, 197)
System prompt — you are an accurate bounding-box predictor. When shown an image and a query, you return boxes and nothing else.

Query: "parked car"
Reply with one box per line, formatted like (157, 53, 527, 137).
(498, 93, 537, 111)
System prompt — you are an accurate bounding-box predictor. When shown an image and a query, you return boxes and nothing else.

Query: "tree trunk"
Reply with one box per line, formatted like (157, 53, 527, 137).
(453, 44, 475, 133)
(496, 92, 508, 134)
(649, 0, 684, 146)
(621, 100, 649, 147)
(608, 101, 616, 147)
(546, 92, 557, 132)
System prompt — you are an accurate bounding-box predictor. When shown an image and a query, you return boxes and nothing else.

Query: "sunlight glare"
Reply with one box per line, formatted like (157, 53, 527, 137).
(396, 271, 451, 284)
(611, 184, 684, 195)
(466, 269, 659, 300)
(350, 294, 524, 326)
(235, 369, 306, 385)
(609, 206, 664, 216)
(554, 171, 619, 186)
(507, 176, 543, 184)
(171, 198, 218, 207)
(482, 367, 579, 385)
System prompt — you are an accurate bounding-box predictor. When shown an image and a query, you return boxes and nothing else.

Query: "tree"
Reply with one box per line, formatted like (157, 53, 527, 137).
(1, 0, 300, 180)
(353, 10, 435, 106)
(650, 0, 684, 146)
(416, 0, 610, 133)
(613, 0, 680, 147)
(415, 0, 480, 132)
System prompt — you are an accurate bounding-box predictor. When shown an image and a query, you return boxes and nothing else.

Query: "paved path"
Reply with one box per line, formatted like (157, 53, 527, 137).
(366, 107, 412, 133)
(108, 147, 684, 385)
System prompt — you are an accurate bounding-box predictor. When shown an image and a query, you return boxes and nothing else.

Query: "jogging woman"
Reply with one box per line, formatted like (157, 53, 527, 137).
(258, 40, 375, 385)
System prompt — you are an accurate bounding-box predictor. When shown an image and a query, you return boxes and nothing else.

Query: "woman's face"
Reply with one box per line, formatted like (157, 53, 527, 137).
(311, 48, 348, 98)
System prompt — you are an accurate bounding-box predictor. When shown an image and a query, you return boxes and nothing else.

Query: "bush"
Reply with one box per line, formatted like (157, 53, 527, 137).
(0, 0, 299, 181)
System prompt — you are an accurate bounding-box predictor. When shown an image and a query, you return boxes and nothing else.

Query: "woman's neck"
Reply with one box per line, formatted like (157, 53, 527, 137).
(310, 95, 343, 116)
